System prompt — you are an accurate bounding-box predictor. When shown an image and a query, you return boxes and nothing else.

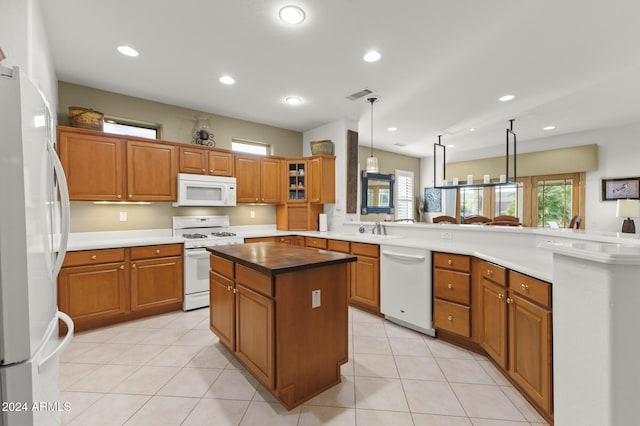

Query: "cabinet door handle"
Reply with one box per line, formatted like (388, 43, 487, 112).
(521, 284, 529, 291)
(91, 255, 97, 260)
(209, 170, 213, 174)
(447, 315, 453, 321)
(129, 194, 132, 198)
(447, 259, 453, 265)
(447, 283, 453, 289)
(202, 168, 205, 172)
(497, 293, 504, 299)
(120, 265, 125, 270)
(156, 249, 161, 254)
(227, 285, 232, 292)
(507, 297, 513, 304)
(487, 269, 493, 275)
(132, 263, 136, 268)
(232, 288, 237, 294)
(117, 194, 122, 199)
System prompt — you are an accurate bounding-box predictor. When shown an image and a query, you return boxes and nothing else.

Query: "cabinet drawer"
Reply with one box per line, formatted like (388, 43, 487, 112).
(434, 269, 471, 305)
(351, 242, 379, 258)
(211, 255, 234, 279)
(327, 239, 350, 254)
(63, 248, 125, 267)
(305, 237, 327, 249)
(478, 260, 507, 286)
(130, 244, 183, 260)
(509, 271, 551, 308)
(433, 252, 470, 272)
(236, 264, 273, 297)
(434, 299, 470, 337)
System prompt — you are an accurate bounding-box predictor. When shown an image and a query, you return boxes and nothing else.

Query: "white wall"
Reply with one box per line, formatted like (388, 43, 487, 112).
(0, 0, 57, 112)
(420, 122, 640, 232)
(303, 119, 358, 231)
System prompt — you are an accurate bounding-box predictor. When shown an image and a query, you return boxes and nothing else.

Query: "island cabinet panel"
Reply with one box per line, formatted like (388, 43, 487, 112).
(126, 140, 177, 201)
(57, 128, 126, 201)
(207, 243, 353, 410)
(235, 284, 275, 389)
(479, 277, 508, 369)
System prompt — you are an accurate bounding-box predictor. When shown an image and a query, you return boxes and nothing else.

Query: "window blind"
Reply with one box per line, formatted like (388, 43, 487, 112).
(395, 170, 414, 220)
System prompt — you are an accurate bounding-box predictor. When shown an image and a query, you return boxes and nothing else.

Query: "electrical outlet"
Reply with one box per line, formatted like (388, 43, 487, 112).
(441, 231, 452, 240)
(250, 210, 255, 219)
(312, 289, 321, 308)
(119, 211, 127, 222)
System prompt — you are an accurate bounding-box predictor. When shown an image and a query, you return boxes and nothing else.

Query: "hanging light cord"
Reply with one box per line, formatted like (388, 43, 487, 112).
(369, 97, 375, 157)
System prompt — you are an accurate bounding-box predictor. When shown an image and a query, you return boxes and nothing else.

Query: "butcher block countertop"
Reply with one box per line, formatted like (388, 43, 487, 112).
(206, 242, 356, 275)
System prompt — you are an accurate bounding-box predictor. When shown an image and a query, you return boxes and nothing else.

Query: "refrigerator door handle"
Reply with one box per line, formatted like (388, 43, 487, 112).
(47, 142, 70, 278)
(38, 311, 74, 373)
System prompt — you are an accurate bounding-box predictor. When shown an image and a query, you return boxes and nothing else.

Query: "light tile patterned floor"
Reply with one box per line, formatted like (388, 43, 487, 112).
(60, 307, 550, 425)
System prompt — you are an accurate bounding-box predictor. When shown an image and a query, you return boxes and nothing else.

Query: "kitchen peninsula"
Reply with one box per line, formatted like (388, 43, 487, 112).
(206, 242, 356, 409)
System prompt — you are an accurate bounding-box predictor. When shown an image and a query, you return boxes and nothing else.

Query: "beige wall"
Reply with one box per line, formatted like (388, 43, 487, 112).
(58, 82, 302, 232)
(358, 147, 421, 221)
(58, 81, 303, 156)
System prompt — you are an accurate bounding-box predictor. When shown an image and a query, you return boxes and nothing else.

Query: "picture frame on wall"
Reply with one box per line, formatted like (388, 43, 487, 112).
(601, 177, 640, 201)
(424, 187, 442, 212)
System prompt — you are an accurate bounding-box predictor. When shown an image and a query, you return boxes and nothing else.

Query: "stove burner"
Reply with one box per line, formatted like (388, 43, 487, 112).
(182, 233, 209, 239)
(211, 231, 237, 237)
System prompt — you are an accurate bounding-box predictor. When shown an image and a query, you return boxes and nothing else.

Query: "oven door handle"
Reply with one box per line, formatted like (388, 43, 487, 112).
(185, 248, 210, 257)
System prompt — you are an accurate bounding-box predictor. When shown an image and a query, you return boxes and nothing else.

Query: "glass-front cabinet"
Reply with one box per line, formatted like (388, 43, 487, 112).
(287, 160, 307, 202)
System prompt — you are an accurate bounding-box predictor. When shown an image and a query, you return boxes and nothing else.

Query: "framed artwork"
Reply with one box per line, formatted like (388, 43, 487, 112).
(601, 177, 640, 201)
(424, 188, 442, 212)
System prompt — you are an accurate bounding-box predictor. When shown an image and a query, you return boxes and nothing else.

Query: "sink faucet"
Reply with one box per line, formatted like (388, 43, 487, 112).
(372, 222, 387, 235)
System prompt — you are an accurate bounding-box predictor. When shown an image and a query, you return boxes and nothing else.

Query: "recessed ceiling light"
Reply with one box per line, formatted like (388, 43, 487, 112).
(363, 50, 381, 62)
(219, 75, 235, 85)
(447, 144, 455, 148)
(285, 96, 303, 105)
(469, 127, 476, 132)
(543, 125, 556, 131)
(117, 45, 139, 57)
(279, 5, 305, 24)
(387, 127, 397, 132)
(499, 94, 515, 102)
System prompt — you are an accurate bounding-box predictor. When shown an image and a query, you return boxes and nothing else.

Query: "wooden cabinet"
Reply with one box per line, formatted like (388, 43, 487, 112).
(349, 242, 380, 314)
(276, 203, 324, 231)
(286, 160, 307, 202)
(308, 155, 335, 204)
(57, 128, 126, 201)
(276, 235, 305, 246)
(244, 236, 277, 243)
(305, 236, 327, 249)
(126, 140, 177, 201)
(475, 259, 508, 368)
(58, 244, 183, 332)
(129, 244, 183, 312)
(235, 155, 281, 203)
(58, 249, 127, 330)
(433, 252, 472, 337)
(209, 255, 236, 349)
(508, 271, 553, 416)
(179, 146, 234, 176)
(57, 126, 177, 202)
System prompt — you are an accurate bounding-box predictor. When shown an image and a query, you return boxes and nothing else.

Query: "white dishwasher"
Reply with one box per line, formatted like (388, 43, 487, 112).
(380, 245, 435, 336)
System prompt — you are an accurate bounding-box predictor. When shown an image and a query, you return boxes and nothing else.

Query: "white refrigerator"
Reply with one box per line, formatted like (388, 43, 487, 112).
(0, 65, 74, 425)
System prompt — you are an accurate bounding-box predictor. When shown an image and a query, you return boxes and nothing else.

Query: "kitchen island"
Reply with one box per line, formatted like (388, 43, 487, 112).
(206, 242, 356, 409)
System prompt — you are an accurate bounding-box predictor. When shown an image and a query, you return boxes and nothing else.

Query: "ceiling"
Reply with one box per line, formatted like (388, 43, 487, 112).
(40, 0, 640, 158)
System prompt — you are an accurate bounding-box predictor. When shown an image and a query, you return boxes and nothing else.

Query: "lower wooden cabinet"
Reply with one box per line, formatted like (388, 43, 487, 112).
(349, 242, 380, 314)
(58, 244, 183, 332)
(434, 252, 553, 423)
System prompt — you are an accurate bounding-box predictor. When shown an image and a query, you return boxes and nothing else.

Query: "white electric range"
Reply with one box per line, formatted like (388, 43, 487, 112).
(173, 216, 244, 310)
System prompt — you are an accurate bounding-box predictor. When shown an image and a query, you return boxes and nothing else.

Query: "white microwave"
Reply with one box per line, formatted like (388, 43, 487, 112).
(174, 174, 237, 207)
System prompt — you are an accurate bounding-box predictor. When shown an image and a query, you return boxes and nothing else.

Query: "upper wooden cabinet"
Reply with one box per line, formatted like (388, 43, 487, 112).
(57, 126, 177, 202)
(179, 146, 234, 177)
(58, 128, 126, 201)
(126, 140, 177, 201)
(309, 155, 335, 204)
(235, 155, 281, 204)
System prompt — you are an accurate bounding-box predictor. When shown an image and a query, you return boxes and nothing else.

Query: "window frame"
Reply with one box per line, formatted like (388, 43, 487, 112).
(395, 169, 414, 221)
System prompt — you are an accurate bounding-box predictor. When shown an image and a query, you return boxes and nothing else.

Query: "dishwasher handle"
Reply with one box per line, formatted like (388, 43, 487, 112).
(381, 251, 426, 262)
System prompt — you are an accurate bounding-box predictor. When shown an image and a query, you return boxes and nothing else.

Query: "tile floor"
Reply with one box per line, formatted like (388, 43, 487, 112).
(60, 307, 549, 425)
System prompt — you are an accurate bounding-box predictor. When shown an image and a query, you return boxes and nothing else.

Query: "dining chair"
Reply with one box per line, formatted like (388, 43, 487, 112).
(432, 215, 458, 224)
(463, 215, 491, 224)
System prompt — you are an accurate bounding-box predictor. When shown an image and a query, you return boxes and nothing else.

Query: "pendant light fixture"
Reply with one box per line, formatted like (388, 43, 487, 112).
(366, 97, 379, 173)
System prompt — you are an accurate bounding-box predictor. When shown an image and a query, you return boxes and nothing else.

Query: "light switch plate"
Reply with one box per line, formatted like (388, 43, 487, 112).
(312, 289, 321, 308)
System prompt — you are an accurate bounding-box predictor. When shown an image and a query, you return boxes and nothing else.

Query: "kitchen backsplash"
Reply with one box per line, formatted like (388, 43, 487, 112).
(69, 202, 276, 232)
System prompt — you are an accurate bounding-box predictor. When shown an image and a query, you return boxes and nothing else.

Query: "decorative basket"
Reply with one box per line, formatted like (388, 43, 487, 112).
(310, 140, 334, 155)
(69, 106, 104, 131)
